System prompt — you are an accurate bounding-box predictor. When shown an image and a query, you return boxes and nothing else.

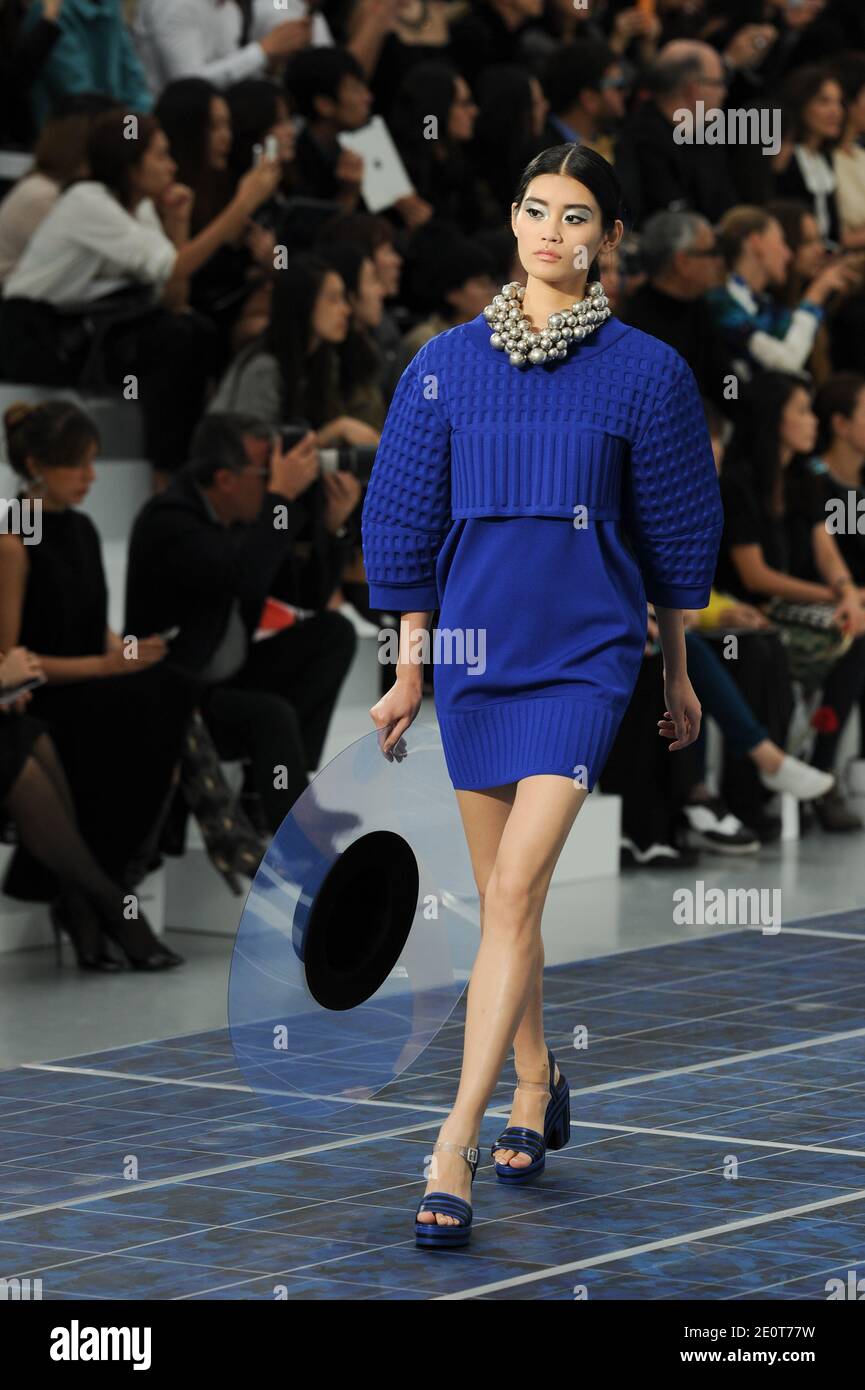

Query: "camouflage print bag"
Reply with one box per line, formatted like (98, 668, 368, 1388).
(763, 598, 852, 692)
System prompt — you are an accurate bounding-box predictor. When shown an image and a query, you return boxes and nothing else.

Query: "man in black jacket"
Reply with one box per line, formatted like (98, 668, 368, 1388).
(615, 42, 738, 229)
(619, 209, 735, 412)
(125, 414, 358, 832)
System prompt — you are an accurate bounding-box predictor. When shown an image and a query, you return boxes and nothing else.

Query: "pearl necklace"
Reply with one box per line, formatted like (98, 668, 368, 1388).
(483, 280, 610, 367)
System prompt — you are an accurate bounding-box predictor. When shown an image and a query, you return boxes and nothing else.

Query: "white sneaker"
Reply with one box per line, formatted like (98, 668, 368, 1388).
(758, 756, 835, 801)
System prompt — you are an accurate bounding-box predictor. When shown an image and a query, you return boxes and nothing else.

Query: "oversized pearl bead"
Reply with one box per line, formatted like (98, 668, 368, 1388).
(483, 280, 610, 367)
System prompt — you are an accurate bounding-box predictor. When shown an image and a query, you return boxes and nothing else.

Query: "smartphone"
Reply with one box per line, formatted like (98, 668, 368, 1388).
(0, 673, 45, 707)
(156, 626, 180, 642)
(253, 135, 280, 166)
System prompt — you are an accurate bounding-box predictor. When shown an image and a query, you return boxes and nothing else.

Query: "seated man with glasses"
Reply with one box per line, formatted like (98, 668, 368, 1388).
(125, 413, 358, 834)
(619, 208, 735, 410)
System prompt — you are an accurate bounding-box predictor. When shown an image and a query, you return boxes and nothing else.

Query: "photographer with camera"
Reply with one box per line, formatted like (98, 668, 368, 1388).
(125, 412, 359, 831)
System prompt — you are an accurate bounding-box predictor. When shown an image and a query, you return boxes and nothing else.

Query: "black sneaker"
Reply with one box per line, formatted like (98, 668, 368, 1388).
(813, 787, 863, 832)
(678, 796, 760, 854)
(621, 837, 700, 868)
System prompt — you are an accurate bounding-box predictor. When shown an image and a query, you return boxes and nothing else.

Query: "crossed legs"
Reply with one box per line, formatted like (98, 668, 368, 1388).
(417, 773, 589, 1227)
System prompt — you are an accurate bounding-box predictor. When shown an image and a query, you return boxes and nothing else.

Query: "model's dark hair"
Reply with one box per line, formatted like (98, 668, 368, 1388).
(724, 371, 814, 518)
(511, 143, 626, 282)
(3, 400, 100, 478)
(86, 110, 161, 209)
(814, 371, 865, 452)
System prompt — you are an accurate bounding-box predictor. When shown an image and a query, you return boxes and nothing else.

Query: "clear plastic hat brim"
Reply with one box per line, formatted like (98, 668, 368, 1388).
(228, 722, 479, 1126)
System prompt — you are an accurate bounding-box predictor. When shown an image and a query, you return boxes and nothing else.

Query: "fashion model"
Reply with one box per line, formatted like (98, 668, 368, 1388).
(360, 143, 724, 1249)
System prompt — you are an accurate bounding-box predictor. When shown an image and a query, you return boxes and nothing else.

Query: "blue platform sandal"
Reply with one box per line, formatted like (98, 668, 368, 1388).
(415, 1139, 480, 1249)
(491, 1046, 570, 1184)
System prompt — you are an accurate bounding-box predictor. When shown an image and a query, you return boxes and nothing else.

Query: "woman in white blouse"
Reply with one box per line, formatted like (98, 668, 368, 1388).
(0, 108, 281, 479)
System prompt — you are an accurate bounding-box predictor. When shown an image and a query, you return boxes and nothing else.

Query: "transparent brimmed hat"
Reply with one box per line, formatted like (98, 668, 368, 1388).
(228, 722, 479, 1128)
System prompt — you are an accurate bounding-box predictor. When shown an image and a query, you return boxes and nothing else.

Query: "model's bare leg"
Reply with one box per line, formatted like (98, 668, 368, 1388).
(450, 781, 549, 1172)
(418, 774, 588, 1225)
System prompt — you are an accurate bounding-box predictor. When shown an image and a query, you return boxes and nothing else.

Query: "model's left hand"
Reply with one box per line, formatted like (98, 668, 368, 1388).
(658, 675, 701, 750)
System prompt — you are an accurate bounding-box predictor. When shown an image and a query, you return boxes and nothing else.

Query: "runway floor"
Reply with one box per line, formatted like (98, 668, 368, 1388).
(2, 908, 865, 1300)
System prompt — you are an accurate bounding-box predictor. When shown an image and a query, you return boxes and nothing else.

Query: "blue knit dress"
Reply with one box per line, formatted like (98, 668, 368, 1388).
(361, 312, 724, 792)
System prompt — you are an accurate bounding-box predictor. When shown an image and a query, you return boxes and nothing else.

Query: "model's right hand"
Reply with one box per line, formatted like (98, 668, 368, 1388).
(369, 676, 423, 758)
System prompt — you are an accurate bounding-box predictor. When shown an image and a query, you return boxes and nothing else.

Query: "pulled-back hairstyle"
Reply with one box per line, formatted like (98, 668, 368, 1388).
(3, 400, 100, 478)
(511, 143, 626, 282)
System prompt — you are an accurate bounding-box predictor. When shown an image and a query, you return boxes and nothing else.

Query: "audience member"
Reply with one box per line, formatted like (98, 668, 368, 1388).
(706, 204, 860, 378)
(209, 251, 384, 445)
(124, 413, 357, 831)
(715, 370, 865, 829)
(0, 92, 118, 283)
(0, 644, 182, 971)
(615, 41, 738, 228)
(0, 400, 200, 924)
(132, 0, 311, 95)
(22, 0, 152, 130)
(0, 109, 281, 477)
(618, 209, 734, 408)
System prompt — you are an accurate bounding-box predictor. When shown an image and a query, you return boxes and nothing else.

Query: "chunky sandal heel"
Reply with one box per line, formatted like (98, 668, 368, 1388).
(491, 1046, 570, 1183)
(415, 1139, 480, 1249)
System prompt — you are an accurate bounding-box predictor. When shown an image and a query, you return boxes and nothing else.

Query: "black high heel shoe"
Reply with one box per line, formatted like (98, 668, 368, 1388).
(92, 900, 185, 972)
(50, 894, 122, 973)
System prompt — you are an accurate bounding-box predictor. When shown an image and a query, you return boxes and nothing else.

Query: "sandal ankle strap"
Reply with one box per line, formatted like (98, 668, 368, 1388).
(514, 1046, 558, 1096)
(433, 1138, 480, 1170)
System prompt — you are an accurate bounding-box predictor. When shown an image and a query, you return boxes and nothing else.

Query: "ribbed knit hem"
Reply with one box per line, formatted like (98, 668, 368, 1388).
(436, 694, 625, 792)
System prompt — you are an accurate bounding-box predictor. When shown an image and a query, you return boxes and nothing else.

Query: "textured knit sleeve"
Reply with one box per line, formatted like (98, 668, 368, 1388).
(623, 354, 724, 609)
(361, 339, 452, 611)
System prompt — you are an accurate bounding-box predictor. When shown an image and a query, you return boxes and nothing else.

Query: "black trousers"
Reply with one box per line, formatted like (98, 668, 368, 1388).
(200, 610, 357, 832)
(812, 633, 865, 771)
(598, 653, 700, 849)
(0, 296, 217, 474)
(702, 629, 794, 825)
(2, 664, 201, 901)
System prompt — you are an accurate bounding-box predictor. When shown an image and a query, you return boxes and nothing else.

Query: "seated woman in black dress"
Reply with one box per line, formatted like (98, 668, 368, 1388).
(0, 400, 200, 951)
(716, 370, 865, 831)
(0, 646, 180, 972)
